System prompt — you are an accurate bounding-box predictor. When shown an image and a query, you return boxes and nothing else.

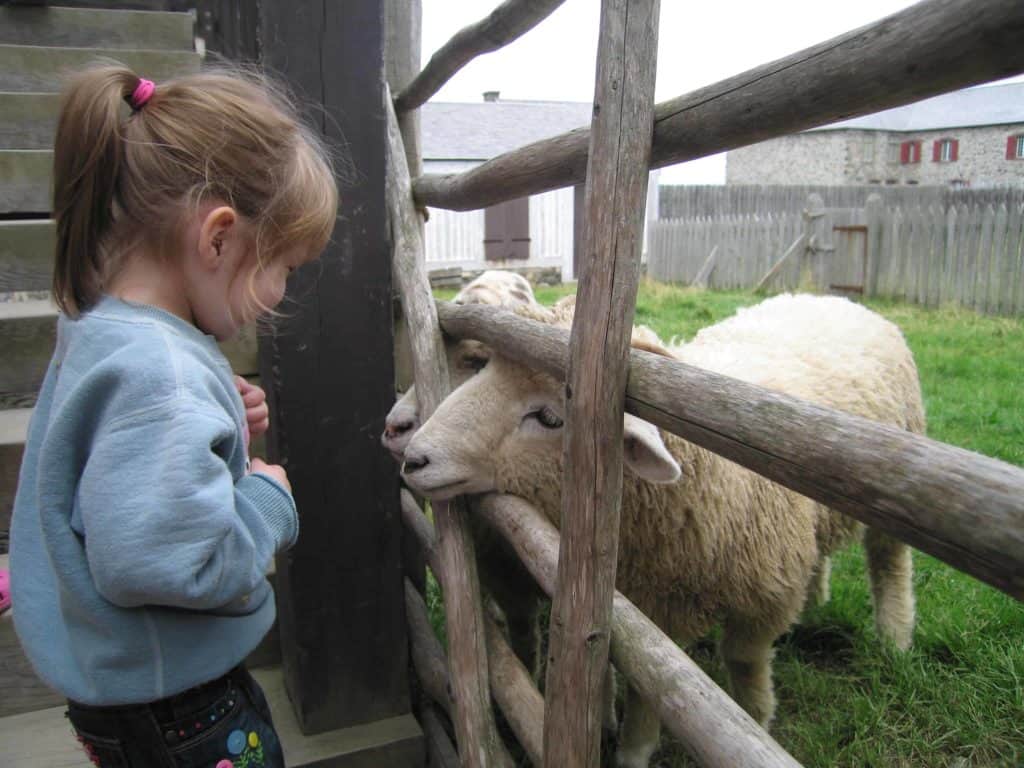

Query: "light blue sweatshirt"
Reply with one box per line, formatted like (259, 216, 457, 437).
(10, 296, 298, 705)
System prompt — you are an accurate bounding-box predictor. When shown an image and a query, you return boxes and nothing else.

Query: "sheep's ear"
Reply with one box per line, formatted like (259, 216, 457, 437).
(622, 414, 681, 483)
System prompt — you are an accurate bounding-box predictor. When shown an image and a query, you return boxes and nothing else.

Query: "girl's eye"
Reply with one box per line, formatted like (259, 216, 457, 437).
(528, 406, 564, 429)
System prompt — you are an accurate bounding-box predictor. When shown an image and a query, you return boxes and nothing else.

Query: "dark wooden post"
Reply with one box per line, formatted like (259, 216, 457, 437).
(255, 0, 414, 746)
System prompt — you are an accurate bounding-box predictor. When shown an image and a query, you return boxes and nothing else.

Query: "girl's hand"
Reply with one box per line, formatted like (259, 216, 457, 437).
(250, 458, 291, 493)
(235, 375, 270, 439)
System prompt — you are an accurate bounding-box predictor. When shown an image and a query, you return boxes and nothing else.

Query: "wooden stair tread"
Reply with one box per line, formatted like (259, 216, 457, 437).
(0, 6, 194, 52)
(0, 92, 59, 150)
(0, 665, 422, 768)
(0, 44, 201, 93)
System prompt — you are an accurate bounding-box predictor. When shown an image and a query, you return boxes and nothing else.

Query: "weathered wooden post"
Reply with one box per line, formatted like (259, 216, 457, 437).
(543, 0, 660, 765)
(865, 193, 885, 296)
(801, 192, 828, 290)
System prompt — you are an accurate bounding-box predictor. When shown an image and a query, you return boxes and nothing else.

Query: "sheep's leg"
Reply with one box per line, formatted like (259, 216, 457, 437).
(615, 683, 660, 768)
(807, 554, 831, 607)
(720, 621, 779, 727)
(864, 526, 915, 650)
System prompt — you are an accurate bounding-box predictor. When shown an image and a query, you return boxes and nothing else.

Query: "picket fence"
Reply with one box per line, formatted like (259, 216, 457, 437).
(648, 200, 1024, 315)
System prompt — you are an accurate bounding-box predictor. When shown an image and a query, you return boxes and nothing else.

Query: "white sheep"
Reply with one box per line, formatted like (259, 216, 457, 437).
(401, 293, 921, 768)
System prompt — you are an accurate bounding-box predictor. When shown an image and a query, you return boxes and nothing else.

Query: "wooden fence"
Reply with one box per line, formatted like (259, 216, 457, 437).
(658, 183, 1024, 219)
(387, 0, 1024, 766)
(648, 195, 1024, 315)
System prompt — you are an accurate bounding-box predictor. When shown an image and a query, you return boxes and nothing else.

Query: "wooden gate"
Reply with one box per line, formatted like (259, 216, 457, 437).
(830, 224, 868, 294)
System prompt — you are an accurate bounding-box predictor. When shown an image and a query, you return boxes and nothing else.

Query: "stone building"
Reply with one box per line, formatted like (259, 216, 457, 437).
(726, 82, 1024, 188)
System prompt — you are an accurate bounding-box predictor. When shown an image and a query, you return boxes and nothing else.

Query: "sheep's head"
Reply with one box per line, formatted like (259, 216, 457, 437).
(382, 281, 556, 461)
(401, 350, 681, 518)
(381, 338, 492, 461)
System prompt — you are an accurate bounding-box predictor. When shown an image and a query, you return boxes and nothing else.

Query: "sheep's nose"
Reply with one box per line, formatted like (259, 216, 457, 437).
(403, 454, 430, 474)
(384, 418, 415, 439)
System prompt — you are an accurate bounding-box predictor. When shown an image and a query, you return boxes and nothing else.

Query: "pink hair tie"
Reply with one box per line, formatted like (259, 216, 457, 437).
(129, 78, 155, 110)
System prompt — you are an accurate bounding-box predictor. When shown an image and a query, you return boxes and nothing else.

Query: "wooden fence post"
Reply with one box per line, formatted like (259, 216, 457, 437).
(865, 193, 884, 296)
(801, 193, 828, 290)
(542, 1, 660, 766)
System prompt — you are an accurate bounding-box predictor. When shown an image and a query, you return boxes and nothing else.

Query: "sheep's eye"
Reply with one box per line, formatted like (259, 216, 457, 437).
(530, 406, 564, 429)
(460, 353, 489, 372)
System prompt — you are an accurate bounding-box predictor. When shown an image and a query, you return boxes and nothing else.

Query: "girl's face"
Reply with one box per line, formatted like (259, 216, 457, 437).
(186, 206, 318, 340)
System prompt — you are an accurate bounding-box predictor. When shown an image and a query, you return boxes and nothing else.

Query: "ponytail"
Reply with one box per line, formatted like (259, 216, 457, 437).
(52, 65, 138, 316)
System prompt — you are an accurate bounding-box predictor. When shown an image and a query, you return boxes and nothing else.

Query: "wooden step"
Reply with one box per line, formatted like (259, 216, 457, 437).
(0, 149, 50, 214)
(0, 219, 55, 292)
(0, 299, 261, 405)
(0, 92, 59, 150)
(0, 44, 200, 92)
(0, 665, 422, 767)
(0, 408, 31, 536)
(0, 6, 194, 51)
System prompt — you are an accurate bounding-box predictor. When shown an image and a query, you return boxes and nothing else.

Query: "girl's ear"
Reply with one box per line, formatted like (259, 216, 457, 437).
(197, 205, 238, 270)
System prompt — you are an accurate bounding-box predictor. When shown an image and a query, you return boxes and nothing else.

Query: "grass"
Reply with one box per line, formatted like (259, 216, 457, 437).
(430, 279, 1024, 767)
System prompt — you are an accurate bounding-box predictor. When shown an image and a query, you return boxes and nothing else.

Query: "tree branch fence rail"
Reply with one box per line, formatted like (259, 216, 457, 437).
(385, 0, 1024, 765)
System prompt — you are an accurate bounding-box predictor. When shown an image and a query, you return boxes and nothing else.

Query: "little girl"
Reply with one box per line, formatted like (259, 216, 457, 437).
(9, 64, 338, 767)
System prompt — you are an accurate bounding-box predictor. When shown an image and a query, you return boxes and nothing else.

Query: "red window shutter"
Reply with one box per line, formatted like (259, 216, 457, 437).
(1009, 136, 1018, 160)
(951, 139, 959, 161)
(932, 140, 941, 162)
(900, 141, 910, 164)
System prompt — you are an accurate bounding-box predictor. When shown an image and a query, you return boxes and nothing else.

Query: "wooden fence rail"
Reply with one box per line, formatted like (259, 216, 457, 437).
(412, 0, 1024, 211)
(393, 0, 565, 114)
(435, 301, 1024, 600)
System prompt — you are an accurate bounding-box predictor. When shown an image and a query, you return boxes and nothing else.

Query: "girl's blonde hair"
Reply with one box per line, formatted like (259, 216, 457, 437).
(52, 62, 339, 316)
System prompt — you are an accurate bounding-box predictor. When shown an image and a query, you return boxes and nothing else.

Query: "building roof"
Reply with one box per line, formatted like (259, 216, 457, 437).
(810, 82, 1024, 133)
(421, 99, 592, 161)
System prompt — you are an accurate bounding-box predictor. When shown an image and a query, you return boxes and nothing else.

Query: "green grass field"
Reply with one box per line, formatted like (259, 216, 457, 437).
(431, 280, 1024, 767)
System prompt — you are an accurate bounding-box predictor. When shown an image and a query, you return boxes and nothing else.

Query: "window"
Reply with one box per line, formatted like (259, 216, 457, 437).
(1007, 135, 1024, 160)
(861, 136, 875, 163)
(899, 140, 922, 164)
(933, 138, 959, 162)
(886, 140, 902, 164)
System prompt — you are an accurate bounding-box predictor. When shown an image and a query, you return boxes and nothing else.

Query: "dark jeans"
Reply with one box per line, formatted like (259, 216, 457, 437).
(66, 665, 284, 768)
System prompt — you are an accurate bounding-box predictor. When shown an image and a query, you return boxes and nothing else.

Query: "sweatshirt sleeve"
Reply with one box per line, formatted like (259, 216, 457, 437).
(76, 396, 298, 610)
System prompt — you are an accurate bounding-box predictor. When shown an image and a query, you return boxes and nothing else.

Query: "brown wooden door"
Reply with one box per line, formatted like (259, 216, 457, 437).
(484, 196, 530, 261)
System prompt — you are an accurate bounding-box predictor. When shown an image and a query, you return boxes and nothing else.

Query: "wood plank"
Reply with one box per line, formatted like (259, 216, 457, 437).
(256, 0, 413, 738)
(412, 0, 1024, 210)
(393, 0, 565, 114)
(0, 408, 31, 537)
(0, 219, 54, 292)
(0, 666, 423, 768)
(0, 44, 200, 93)
(543, 1, 660, 765)
(0, 7, 194, 51)
(476, 495, 801, 768)
(0, 301, 259, 403)
(385, 86, 507, 765)
(0, 93, 59, 150)
(435, 301, 1024, 601)
(0, 149, 50, 214)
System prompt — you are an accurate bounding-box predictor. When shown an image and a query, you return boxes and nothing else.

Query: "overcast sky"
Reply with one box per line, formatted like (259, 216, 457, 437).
(420, 0, 1024, 184)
